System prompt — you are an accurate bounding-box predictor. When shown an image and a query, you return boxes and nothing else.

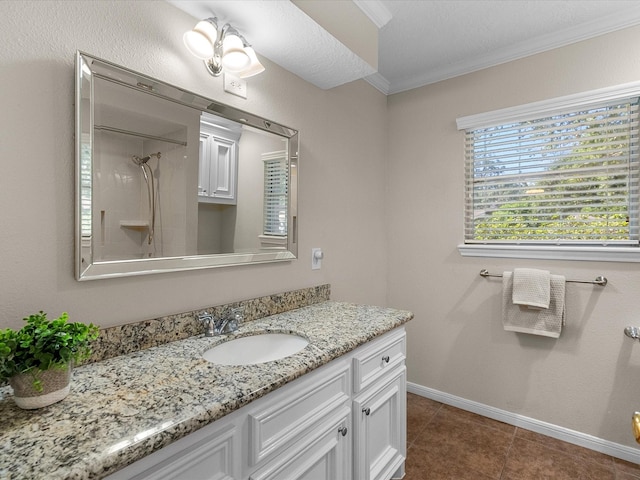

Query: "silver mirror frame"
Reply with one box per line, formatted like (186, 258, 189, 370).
(75, 51, 298, 280)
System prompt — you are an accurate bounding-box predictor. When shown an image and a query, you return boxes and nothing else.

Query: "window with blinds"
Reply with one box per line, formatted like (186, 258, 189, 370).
(80, 135, 92, 238)
(263, 152, 288, 236)
(461, 95, 640, 248)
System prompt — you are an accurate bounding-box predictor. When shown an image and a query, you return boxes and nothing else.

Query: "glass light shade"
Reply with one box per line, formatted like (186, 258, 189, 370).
(239, 46, 265, 78)
(221, 34, 250, 72)
(183, 20, 217, 60)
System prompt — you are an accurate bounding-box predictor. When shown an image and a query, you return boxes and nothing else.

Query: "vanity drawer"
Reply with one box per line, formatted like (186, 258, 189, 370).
(247, 361, 351, 467)
(353, 328, 406, 393)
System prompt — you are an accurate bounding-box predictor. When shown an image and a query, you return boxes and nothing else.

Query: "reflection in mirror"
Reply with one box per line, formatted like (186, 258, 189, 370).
(75, 52, 298, 280)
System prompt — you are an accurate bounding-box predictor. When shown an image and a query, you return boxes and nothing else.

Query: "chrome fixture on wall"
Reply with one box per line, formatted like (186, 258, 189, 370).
(183, 17, 264, 78)
(131, 152, 160, 246)
(624, 326, 640, 341)
(479, 269, 608, 286)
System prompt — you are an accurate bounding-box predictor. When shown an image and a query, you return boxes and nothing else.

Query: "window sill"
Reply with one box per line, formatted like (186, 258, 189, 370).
(458, 244, 640, 263)
(259, 235, 287, 249)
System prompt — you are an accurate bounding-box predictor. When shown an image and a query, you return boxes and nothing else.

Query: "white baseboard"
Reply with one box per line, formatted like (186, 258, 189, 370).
(407, 382, 640, 464)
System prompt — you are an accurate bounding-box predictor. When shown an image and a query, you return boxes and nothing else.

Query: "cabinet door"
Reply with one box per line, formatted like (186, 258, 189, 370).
(198, 132, 210, 196)
(208, 136, 236, 203)
(105, 423, 239, 480)
(249, 407, 351, 480)
(353, 367, 406, 480)
(247, 362, 350, 466)
(198, 135, 238, 205)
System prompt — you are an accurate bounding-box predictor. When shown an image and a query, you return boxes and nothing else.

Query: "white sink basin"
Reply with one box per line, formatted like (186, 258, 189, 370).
(203, 333, 309, 366)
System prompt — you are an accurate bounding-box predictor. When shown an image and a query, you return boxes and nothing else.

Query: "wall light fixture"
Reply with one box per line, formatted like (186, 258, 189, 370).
(184, 17, 265, 78)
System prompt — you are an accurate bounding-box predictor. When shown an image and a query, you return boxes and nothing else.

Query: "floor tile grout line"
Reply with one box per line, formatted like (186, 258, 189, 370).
(612, 458, 640, 480)
(513, 434, 619, 477)
(406, 401, 445, 449)
(497, 426, 518, 480)
(438, 399, 622, 471)
(514, 428, 618, 471)
(405, 394, 640, 479)
(439, 402, 518, 436)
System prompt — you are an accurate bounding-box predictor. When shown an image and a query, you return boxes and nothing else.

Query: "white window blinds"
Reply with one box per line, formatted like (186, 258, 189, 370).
(461, 96, 640, 246)
(263, 152, 288, 236)
(80, 135, 92, 238)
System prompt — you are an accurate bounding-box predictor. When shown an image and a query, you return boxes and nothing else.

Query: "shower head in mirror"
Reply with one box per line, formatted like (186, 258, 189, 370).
(131, 152, 161, 166)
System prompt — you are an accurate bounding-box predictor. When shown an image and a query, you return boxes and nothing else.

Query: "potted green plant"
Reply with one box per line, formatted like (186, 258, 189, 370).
(0, 311, 99, 409)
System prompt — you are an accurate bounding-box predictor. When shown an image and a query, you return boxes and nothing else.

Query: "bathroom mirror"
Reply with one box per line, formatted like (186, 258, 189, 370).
(75, 51, 298, 280)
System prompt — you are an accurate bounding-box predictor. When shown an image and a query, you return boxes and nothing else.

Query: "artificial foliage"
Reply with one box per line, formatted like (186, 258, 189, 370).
(0, 312, 99, 390)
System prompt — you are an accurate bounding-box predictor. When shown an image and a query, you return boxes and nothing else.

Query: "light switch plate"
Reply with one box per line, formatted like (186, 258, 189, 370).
(312, 248, 323, 270)
(223, 73, 247, 98)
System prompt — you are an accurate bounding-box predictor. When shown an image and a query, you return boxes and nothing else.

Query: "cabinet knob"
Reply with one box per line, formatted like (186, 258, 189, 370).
(362, 407, 371, 416)
(338, 426, 348, 437)
(382, 355, 390, 364)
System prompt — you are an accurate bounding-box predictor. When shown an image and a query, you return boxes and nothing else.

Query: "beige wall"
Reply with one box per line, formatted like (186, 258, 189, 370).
(0, 0, 388, 330)
(4, 0, 640, 456)
(388, 26, 640, 449)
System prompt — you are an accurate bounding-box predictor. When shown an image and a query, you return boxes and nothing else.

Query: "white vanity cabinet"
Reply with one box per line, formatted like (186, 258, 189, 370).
(248, 405, 351, 480)
(106, 327, 406, 480)
(198, 116, 242, 205)
(105, 417, 241, 480)
(353, 328, 407, 480)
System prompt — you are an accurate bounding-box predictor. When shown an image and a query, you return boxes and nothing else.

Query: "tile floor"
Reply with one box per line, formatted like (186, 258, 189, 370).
(405, 392, 640, 479)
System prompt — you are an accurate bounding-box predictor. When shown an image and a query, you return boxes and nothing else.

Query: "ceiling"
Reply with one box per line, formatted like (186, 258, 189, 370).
(170, 0, 640, 95)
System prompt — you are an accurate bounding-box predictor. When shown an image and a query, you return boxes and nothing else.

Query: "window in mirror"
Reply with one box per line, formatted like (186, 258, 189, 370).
(263, 152, 288, 237)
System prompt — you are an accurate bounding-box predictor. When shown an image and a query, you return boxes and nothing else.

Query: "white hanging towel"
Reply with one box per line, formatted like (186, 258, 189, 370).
(512, 268, 551, 309)
(502, 271, 566, 338)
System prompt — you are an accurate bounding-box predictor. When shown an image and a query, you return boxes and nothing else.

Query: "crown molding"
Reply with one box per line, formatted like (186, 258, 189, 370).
(386, 7, 640, 95)
(168, 1, 640, 96)
(352, 0, 392, 29)
(364, 72, 390, 95)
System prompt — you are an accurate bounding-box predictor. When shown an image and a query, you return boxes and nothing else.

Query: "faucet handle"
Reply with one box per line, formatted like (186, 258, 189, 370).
(199, 312, 216, 336)
(231, 307, 244, 323)
(221, 307, 243, 334)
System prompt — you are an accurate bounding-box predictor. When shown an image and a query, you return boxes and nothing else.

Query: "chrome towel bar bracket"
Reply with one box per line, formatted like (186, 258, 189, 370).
(624, 326, 640, 341)
(479, 269, 607, 287)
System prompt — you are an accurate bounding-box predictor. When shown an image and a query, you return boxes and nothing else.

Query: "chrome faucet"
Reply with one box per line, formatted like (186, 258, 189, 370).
(199, 308, 243, 337)
(199, 312, 215, 337)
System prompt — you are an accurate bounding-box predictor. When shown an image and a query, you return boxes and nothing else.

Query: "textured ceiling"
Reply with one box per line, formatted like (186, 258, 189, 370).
(169, 0, 376, 89)
(371, 0, 640, 93)
(170, 0, 640, 95)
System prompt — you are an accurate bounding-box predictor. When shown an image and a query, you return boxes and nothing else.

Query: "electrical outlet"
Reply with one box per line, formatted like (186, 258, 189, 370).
(223, 73, 247, 99)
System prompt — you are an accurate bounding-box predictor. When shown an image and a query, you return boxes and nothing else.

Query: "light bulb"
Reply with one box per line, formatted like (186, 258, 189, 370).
(222, 34, 250, 72)
(239, 46, 265, 78)
(183, 19, 217, 60)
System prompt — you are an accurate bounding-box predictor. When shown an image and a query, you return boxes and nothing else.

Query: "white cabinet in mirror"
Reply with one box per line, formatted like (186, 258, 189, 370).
(198, 114, 241, 205)
(75, 51, 298, 280)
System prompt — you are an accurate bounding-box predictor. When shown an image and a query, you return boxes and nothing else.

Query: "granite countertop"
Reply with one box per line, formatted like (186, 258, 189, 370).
(0, 301, 413, 479)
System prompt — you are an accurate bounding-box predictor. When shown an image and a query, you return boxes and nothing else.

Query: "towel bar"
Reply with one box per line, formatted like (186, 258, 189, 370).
(479, 269, 607, 287)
